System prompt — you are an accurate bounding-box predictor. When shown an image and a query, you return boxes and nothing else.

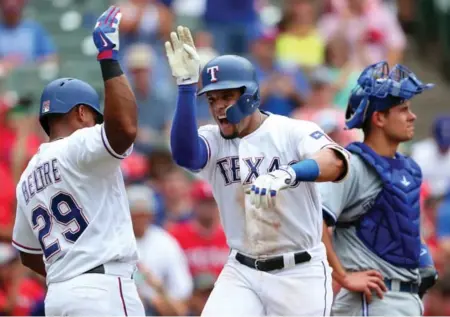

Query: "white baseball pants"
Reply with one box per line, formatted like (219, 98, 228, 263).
(201, 245, 333, 316)
(45, 270, 144, 316)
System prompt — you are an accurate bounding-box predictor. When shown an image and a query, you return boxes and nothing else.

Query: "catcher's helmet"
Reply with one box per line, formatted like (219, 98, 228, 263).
(39, 78, 103, 135)
(197, 55, 260, 124)
(345, 61, 434, 130)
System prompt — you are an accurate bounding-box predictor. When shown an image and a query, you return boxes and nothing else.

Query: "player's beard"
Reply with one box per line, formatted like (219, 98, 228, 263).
(220, 129, 239, 140)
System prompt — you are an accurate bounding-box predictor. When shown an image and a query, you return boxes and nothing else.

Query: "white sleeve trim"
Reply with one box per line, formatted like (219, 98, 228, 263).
(12, 240, 43, 255)
(322, 206, 337, 225)
(100, 124, 133, 160)
(323, 144, 351, 183)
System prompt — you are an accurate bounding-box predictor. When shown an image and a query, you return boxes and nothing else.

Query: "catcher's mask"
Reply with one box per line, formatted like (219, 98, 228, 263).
(345, 61, 434, 130)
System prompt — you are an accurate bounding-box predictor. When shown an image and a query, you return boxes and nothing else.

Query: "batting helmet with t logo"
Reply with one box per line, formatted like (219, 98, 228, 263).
(197, 55, 260, 124)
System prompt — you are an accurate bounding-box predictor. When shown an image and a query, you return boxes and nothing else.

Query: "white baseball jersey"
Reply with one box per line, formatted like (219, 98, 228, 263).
(12, 124, 138, 284)
(197, 113, 349, 256)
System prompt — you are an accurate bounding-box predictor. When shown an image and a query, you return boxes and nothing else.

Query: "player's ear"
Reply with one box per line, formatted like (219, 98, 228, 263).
(372, 111, 386, 129)
(76, 105, 89, 123)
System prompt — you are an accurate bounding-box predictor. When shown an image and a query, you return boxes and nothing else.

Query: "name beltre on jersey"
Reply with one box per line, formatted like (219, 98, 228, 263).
(21, 158, 61, 205)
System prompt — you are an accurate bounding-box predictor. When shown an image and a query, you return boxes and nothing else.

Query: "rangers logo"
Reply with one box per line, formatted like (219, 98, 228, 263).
(207, 65, 219, 82)
(42, 100, 50, 113)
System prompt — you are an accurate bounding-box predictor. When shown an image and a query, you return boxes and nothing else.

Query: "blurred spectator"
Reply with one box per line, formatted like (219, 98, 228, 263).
(169, 180, 228, 277)
(310, 108, 360, 147)
(436, 193, 450, 271)
(127, 184, 193, 316)
(0, 243, 45, 315)
(0, 162, 14, 242)
(202, 0, 260, 55)
(292, 66, 336, 120)
(318, 0, 406, 66)
(154, 167, 194, 226)
(188, 272, 216, 316)
(276, 0, 325, 68)
(194, 30, 218, 124)
(292, 67, 360, 146)
(411, 116, 450, 198)
(169, 0, 206, 31)
(124, 43, 176, 144)
(121, 152, 150, 185)
(424, 270, 450, 316)
(118, 0, 173, 55)
(323, 35, 364, 111)
(0, 98, 42, 243)
(0, 96, 42, 169)
(250, 27, 309, 116)
(0, 0, 57, 75)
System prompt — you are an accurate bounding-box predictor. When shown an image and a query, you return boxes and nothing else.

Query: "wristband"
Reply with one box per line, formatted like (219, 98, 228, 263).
(291, 159, 320, 182)
(419, 243, 434, 268)
(100, 60, 123, 81)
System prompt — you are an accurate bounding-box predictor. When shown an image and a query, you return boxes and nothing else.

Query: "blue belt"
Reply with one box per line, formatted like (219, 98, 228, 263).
(384, 279, 419, 293)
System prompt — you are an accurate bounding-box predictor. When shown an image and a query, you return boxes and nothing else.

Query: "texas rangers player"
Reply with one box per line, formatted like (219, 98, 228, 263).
(319, 61, 438, 316)
(11, 6, 145, 316)
(165, 25, 350, 316)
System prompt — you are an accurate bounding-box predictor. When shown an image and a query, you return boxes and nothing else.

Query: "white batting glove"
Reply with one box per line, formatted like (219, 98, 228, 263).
(165, 25, 200, 85)
(250, 165, 296, 209)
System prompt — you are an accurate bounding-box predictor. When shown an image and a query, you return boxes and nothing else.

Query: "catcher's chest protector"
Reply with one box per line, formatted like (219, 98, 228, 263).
(346, 142, 422, 269)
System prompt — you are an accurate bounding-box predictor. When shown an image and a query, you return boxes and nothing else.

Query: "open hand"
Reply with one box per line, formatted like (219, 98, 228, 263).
(340, 270, 387, 303)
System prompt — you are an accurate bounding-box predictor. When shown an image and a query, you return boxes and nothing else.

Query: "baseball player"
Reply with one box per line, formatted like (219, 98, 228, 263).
(165, 25, 350, 316)
(11, 6, 145, 316)
(319, 61, 438, 316)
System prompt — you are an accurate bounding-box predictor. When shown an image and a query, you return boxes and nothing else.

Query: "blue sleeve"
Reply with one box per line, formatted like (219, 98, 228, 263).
(419, 243, 435, 268)
(170, 84, 208, 171)
(437, 199, 450, 238)
(34, 23, 57, 59)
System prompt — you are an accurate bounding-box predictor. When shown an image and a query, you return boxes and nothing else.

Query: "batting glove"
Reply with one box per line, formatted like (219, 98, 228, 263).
(93, 6, 122, 61)
(250, 165, 296, 209)
(165, 25, 200, 85)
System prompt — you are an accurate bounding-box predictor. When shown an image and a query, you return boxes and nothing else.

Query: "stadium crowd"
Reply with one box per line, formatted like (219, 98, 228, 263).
(0, 0, 449, 315)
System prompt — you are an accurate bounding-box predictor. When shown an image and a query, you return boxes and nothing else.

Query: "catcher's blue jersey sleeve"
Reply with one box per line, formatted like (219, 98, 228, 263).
(170, 84, 208, 171)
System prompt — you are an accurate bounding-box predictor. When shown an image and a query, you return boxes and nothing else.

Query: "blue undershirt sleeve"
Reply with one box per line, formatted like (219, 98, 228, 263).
(170, 84, 208, 171)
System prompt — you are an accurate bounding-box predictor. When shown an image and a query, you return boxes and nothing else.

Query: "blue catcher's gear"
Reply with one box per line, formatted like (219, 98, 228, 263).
(197, 55, 260, 124)
(432, 116, 450, 149)
(345, 61, 434, 129)
(340, 142, 422, 269)
(39, 78, 103, 135)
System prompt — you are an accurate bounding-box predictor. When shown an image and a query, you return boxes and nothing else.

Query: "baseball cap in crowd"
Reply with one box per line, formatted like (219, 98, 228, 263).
(0, 243, 18, 266)
(432, 116, 450, 149)
(250, 26, 278, 43)
(310, 66, 334, 87)
(126, 184, 157, 214)
(191, 180, 214, 202)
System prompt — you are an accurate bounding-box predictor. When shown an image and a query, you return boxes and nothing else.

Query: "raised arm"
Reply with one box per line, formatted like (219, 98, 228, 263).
(166, 26, 208, 170)
(93, 6, 137, 155)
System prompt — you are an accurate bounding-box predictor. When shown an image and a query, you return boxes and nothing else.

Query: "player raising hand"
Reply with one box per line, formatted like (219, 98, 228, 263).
(166, 25, 350, 316)
(11, 6, 144, 316)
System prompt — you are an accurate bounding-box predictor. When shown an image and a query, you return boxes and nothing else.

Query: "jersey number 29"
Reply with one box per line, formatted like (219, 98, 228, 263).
(32, 192, 88, 259)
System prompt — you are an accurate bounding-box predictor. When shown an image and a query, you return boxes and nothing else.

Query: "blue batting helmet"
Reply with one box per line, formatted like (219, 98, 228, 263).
(39, 78, 103, 135)
(197, 55, 260, 124)
(433, 116, 450, 148)
(345, 61, 434, 130)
